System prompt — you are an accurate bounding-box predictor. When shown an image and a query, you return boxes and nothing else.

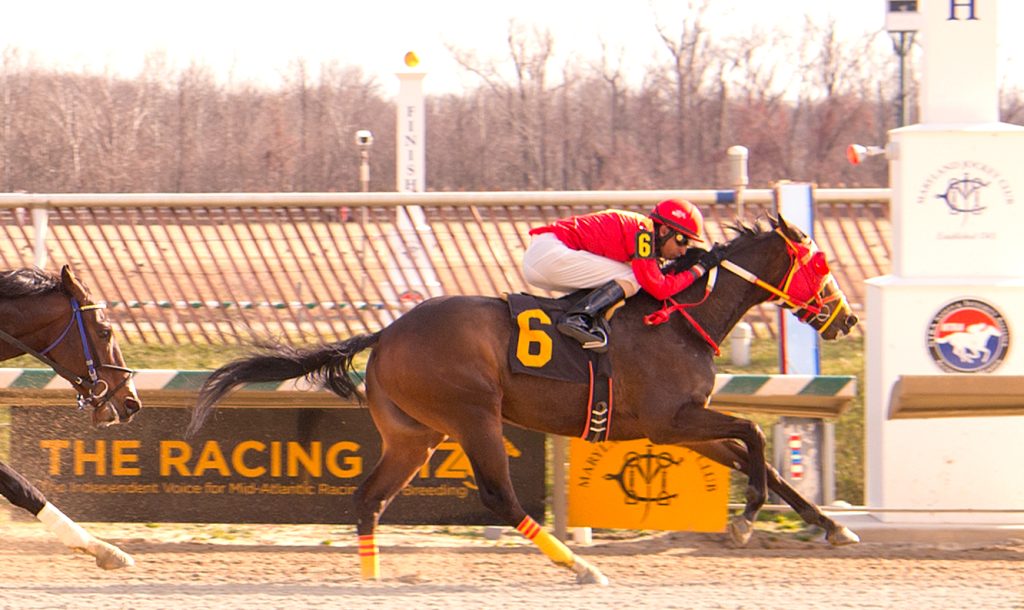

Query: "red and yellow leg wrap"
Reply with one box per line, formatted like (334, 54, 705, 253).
(516, 516, 574, 567)
(358, 534, 380, 580)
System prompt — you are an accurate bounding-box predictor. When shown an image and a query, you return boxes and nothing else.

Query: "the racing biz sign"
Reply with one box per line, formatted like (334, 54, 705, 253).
(926, 298, 1010, 373)
(11, 406, 545, 524)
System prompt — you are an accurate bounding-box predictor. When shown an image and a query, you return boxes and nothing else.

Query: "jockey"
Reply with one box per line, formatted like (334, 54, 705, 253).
(522, 198, 726, 351)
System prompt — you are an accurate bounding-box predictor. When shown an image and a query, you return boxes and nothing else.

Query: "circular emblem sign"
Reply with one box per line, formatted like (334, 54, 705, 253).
(927, 299, 1009, 373)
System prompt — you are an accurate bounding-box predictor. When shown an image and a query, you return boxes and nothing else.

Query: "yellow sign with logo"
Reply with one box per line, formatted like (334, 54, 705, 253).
(568, 439, 728, 531)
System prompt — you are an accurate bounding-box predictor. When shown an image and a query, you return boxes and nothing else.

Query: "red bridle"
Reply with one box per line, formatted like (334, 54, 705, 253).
(764, 229, 848, 334)
(644, 229, 849, 350)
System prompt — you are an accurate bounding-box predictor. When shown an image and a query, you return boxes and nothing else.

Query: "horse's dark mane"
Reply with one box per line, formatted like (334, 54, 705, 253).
(661, 216, 777, 275)
(726, 216, 776, 240)
(0, 268, 64, 298)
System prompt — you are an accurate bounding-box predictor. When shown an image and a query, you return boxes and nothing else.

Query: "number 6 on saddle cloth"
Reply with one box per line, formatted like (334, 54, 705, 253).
(506, 293, 613, 443)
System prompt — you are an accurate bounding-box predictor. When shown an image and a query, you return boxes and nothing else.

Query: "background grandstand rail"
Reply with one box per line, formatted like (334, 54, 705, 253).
(0, 189, 888, 344)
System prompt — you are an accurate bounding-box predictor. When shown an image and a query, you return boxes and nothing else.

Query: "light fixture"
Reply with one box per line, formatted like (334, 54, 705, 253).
(846, 144, 886, 166)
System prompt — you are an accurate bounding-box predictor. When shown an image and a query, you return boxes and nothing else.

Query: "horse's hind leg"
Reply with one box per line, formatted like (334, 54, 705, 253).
(685, 440, 859, 546)
(454, 424, 608, 586)
(353, 403, 445, 580)
(0, 461, 134, 569)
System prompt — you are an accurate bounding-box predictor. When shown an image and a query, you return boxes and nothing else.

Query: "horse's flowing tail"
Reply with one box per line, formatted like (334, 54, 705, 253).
(186, 332, 381, 438)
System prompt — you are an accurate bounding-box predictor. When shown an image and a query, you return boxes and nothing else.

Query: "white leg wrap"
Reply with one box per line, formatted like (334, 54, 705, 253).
(36, 502, 93, 550)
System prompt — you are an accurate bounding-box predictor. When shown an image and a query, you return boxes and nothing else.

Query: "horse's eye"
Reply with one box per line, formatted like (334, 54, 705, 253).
(98, 327, 112, 340)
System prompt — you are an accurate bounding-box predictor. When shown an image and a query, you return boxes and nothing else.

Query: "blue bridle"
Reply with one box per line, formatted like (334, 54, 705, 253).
(25, 298, 135, 410)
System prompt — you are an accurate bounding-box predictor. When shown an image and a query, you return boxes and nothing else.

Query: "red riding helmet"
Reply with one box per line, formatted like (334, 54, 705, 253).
(650, 199, 706, 244)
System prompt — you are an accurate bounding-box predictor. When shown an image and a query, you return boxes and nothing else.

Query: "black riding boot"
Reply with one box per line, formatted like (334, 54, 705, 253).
(556, 280, 626, 352)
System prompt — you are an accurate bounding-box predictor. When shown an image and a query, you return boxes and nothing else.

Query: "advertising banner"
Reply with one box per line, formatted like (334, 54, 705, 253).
(567, 439, 728, 531)
(10, 406, 545, 524)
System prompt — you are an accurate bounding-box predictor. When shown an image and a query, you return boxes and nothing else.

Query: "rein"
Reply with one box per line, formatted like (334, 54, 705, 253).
(720, 259, 818, 312)
(643, 227, 843, 347)
(0, 298, 135, 410)
(643, 268, 722, 355)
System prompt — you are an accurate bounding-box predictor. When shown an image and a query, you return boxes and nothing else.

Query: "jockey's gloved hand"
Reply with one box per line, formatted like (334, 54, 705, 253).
(698, 243, 727, 269)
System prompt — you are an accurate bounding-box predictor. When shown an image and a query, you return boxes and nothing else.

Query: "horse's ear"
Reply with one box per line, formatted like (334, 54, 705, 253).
(60, 265, 90, 300)
(775, 214, 802, 240)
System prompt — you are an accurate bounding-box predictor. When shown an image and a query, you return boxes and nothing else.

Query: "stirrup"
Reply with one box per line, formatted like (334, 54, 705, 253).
(581, 328, 609, 352)
(558, 324, 608, 352)
(557, 315, 611, 353)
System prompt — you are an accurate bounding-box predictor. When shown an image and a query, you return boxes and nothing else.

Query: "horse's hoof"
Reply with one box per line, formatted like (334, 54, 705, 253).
(827, 525, 861, 546)
(86, 539, 136, 570)
(728, 516, 754, 546)
(572, 558, 609, 586)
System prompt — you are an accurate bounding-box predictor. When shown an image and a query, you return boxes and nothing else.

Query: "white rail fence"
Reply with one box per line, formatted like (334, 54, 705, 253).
(0, 189, 889, 344)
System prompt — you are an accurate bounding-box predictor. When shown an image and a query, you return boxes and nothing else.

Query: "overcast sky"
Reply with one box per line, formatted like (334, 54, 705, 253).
(2, 1, 1021, 95)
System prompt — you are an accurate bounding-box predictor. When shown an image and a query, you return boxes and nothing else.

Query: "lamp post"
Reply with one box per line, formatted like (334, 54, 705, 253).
(354, 129, 373, 193)
(727, 145, 749, 219)
(890, 31, 914, 127)
(352, 129, 373, 226)
(353, 130, 373, 288)
(885, 1, 922, 127)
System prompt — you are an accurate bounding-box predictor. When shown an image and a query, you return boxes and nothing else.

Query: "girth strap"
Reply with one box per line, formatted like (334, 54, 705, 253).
(581, 361, 613, 443)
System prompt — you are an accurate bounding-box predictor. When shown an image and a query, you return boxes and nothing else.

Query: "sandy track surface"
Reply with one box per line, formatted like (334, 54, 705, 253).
(0, 521, 1021, 609)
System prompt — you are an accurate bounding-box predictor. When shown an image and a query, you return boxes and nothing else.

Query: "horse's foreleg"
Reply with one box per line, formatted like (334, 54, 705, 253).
(2, 462, 134, 569)
(457, 427, 608, 586)
(685, 439, 860, 546)
(654, 408, 768, 545)
(38, 504, 136, 569)
(514, 515, 607, 585)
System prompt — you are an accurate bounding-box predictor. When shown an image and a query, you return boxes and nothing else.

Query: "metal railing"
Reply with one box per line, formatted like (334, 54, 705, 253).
(0, 189, 890, 345)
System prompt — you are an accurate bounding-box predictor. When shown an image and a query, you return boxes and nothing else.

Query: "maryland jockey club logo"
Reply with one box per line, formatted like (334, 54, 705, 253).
(916, 160, 1014, 226)
(567, 439, 727, 532)
(927, 299, 1009, 373)
(937, 174, 988, 216)
(603, 445, 682, 517)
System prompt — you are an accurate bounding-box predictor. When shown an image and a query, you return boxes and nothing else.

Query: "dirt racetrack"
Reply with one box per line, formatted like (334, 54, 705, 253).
(0, 520, 1021, 610)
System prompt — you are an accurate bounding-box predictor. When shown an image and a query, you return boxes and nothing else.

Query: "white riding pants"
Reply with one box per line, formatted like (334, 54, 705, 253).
(522, 233, 640, 294)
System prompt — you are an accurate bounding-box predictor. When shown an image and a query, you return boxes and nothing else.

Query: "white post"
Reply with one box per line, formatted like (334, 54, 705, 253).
(355, 130, 373, 194)
(389, 52, 442, 309)
(729, 322, 752, 367)
(551, 435, 568, 540)
(774, 182, 829, 505)
(727, 145, 749, 219)
(774, 183, 820, 377)
(354, 130, 373, 291)
(867, 0, 1024, 524)
(727, 146, 753, 367)
(31, 205, 49, 269)
(396, 52, 425, 196)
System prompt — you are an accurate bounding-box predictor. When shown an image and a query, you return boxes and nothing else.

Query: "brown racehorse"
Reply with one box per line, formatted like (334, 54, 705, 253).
(0, 265, 142, 568)
(188, 215, 860, 585)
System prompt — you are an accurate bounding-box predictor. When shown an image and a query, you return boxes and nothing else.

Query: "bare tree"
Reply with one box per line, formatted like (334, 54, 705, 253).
(791, 18, 887, 184)
(450, 21, 557, 189)
(0, 16, 899, 197)
(653, 0, 717, 182)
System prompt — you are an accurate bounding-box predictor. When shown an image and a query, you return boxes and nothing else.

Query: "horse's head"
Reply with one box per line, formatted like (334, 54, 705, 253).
(721, 215, 858, 340)
(48, 265, 141, 427)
